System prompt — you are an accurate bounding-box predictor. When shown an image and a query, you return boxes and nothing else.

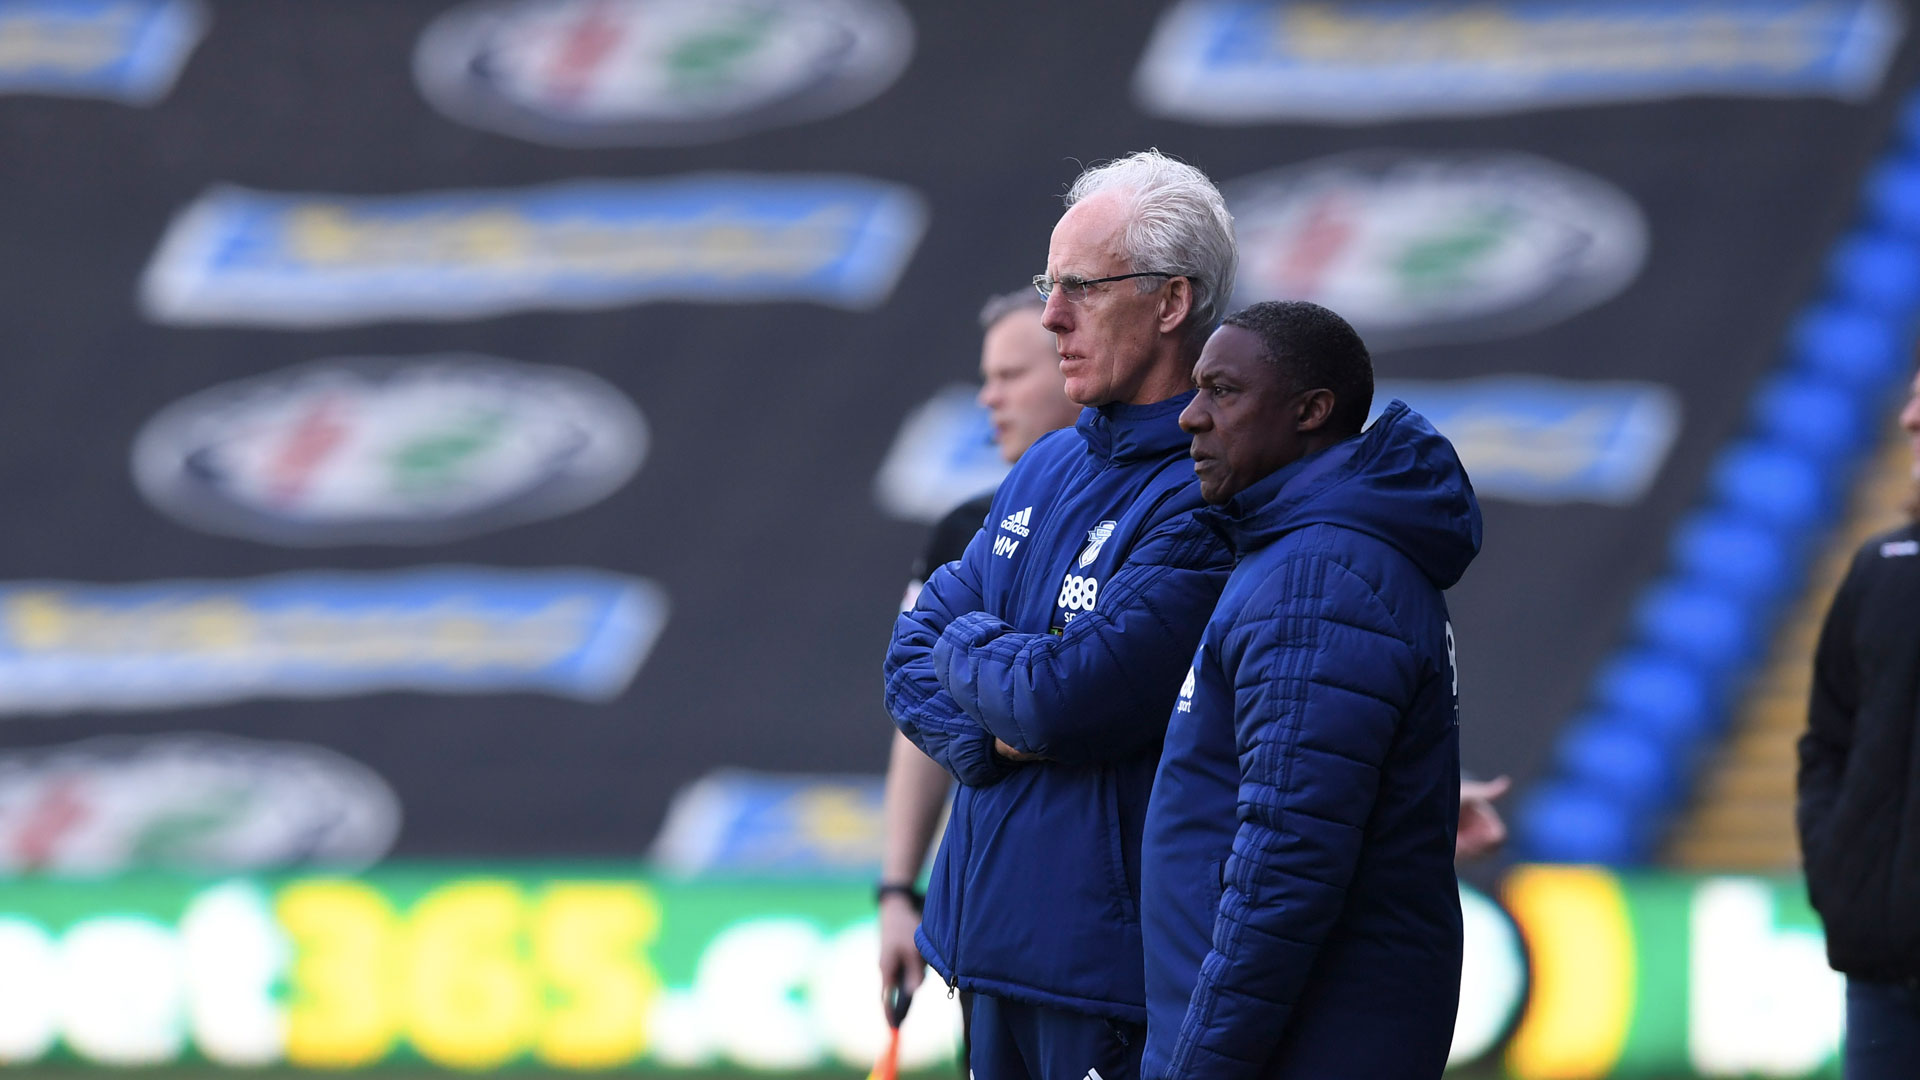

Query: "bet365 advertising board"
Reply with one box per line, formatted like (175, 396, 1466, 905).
(0, 866, 1847, 1079)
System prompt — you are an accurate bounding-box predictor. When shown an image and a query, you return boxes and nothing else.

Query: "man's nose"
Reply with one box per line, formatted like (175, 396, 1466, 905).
(1041, 292, 1072, 333)
(1903, 395, 1920, 433)
(1178, 398, 1208, 433)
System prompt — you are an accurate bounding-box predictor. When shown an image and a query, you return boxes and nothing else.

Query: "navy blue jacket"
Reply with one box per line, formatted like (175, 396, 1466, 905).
(1140, 403, 1481, 1080)
(884, 394, 1233, 1021)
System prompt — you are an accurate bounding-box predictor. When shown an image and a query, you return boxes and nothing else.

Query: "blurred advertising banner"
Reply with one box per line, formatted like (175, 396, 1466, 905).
(413, 0, 916, 147)
(0, 733, 400, 874)
(139, 176, 929, 327)
(872, 384, 1009, 525)
(0, 0, 208, 104)
(1375, 378, 1683, 506)
(1135, 0, 1906, 124)
(0, 866, 1837, 1077)
(0, 568, 667, 713)
(649, 770, 886, 876)
(882, 375, 1683, 521)
(1499, 867, 1840, 1079)
(132, 355, 649, 547)
(0, 869, 965, 1071)
(1225, 151, 1650, 351)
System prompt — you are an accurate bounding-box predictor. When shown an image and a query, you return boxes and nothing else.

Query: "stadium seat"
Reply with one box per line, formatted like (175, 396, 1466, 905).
(1751, 374, 1867, 464)
(1593, 652, 1720, 749)
(1790, 305, 1907, 391)
(1515, 782, 1651, 864)
(1555, 718, 1683, 813)
(1866, 157, 1920, 238)
(1669, 510, 1799, 606)
(1709, 442, 1831, 532)
(1828, 232, 1920, 321)
(1632, 581, 1760, 675)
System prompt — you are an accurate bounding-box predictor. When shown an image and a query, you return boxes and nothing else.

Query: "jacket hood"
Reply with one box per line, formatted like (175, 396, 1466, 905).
(1076, 391, 1196, 465)
(1205, 401, 1482, 589)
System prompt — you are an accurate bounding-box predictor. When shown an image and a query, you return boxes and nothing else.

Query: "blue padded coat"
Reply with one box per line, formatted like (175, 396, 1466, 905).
(1140, 402, 1481, 1080)
(884, 393, 1233, 1022)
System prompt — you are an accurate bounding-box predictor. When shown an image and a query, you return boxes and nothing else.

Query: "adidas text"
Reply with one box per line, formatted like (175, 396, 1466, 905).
(1000, 506, 1033, 538)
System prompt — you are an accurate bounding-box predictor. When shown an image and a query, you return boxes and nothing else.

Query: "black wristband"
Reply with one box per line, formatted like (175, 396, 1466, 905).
(876, 881, 925, 909)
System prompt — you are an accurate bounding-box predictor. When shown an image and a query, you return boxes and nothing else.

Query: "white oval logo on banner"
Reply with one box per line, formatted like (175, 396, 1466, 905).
(1228, 151, 1648, 351)
(133, 355, 647, 546)
(0, 733, 400, 873)
(414, 0, 915, 146)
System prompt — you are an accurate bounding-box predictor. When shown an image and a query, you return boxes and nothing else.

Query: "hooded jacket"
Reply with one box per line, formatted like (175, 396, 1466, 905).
(1140, 402, 1482, 1080)
(884, 393, 1233, 1021)
(1798, 521, 1920, 982)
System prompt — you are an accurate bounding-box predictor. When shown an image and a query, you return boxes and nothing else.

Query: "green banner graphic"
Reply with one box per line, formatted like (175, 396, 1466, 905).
(0, 865, 1844, 1077)
(0, 868, 962, 1072)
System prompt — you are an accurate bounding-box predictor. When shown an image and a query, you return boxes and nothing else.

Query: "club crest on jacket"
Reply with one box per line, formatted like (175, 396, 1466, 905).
(1079, 520, 1117, 568)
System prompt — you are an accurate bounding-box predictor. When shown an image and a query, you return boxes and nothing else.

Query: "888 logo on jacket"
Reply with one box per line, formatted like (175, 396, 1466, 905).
(1056, 574, 1099, 618)
(1054, 519, 1119, 627)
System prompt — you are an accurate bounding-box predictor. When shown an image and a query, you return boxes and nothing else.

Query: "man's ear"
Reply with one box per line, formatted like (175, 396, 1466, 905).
(1157, 277, 1195, 336)
(1296, 388, 1336, 432)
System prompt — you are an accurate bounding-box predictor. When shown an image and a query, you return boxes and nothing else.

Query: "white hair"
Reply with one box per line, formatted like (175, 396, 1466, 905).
(1064, 149, 1237, 350)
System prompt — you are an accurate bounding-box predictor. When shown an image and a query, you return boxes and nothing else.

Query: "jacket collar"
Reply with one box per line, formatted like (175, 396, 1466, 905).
(1199, 401, 1483, 589)
(1075, 391, 1197, 465)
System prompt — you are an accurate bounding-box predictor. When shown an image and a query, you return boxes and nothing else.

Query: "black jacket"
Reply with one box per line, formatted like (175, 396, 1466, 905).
(911, 494, 995, 589)
(1798, 521, 1920, 980)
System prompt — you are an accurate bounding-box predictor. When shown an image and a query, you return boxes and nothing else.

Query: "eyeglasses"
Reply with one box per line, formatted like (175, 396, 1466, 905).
(1031, 271, 1183, 304)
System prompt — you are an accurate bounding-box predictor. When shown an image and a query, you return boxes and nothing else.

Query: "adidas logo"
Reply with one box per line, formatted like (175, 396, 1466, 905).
(1000, 506, 1033, 538)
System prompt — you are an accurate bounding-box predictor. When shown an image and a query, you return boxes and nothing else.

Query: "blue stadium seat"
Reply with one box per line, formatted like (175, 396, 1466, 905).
(1669, 510, 1798, 605)
(1515, 782, 1651, 864)
(1555, 718, 1683, 813)
(1866, 157, 1920, 238)
(1791, 305, 1906, 391)
(1593, 652, 1718, 748)
(1709, 442, 1831, 532)
(1751, 374, 1866, 463)
(1633, 580, 1760, 674)
(1828, 232, 1920, 321)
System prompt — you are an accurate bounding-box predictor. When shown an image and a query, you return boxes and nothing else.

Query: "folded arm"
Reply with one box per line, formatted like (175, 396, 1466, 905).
(883, 527, 1013, 787)
(931, 513, 1230, 766)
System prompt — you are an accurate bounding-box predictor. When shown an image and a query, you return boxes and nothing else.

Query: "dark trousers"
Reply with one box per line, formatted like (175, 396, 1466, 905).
(969, 993, 1144, 1080)
(1847, 978, 1920, 1079)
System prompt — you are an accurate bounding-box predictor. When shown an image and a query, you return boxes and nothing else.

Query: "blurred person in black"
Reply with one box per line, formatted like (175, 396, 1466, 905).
(1798, 366, 1920, 1078)
(878, 288, 1079, 1023)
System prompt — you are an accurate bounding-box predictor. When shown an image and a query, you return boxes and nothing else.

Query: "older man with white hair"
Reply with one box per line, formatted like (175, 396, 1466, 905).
(884, 150, 1236, 1080)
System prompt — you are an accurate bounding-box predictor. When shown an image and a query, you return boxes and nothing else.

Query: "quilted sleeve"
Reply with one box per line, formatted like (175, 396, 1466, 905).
(883, 523, 1014, 788)
(1160, 550, 1420, 1080)
(930, 510, 1232, 766)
